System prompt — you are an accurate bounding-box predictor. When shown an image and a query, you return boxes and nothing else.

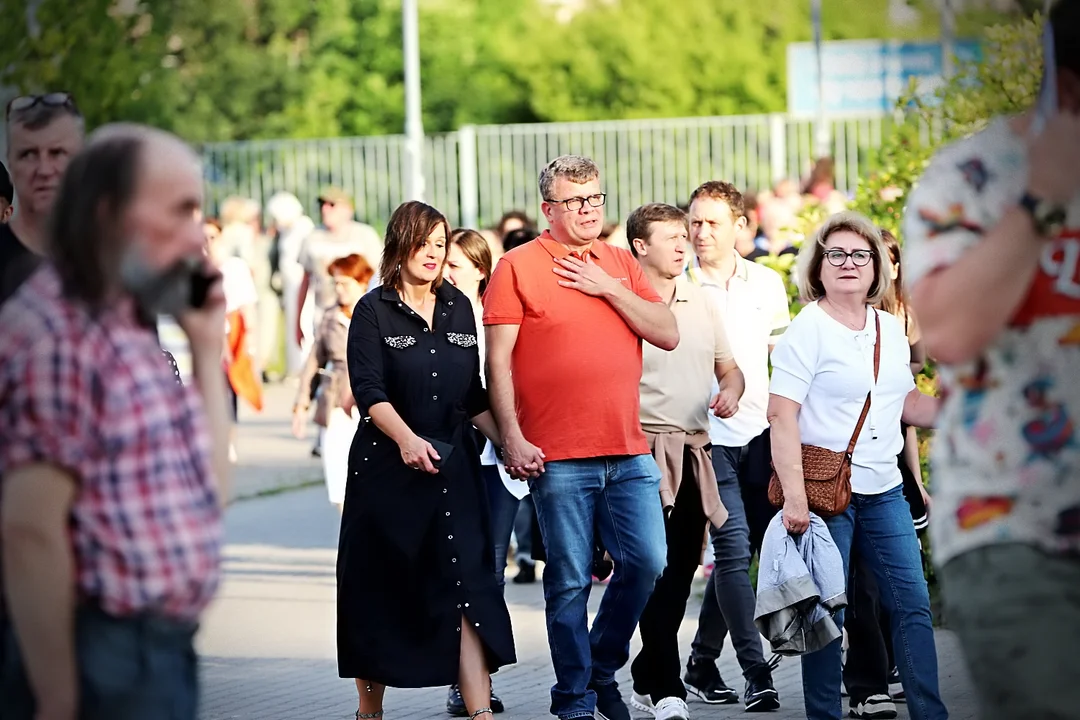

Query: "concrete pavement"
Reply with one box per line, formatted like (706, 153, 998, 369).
(199, 382, 979, 719)
(227, 380, 324, 502)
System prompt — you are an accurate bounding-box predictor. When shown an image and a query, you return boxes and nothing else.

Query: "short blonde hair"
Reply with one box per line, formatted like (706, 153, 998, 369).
(794, 211, 892, 306)
(220, 196, 260, 226)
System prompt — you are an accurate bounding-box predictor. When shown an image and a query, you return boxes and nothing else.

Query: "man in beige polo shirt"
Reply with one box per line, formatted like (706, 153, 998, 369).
(624, 203, 745, 720)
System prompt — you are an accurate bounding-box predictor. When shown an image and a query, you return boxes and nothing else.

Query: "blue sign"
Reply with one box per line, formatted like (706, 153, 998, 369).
(787, 39, 982, 116)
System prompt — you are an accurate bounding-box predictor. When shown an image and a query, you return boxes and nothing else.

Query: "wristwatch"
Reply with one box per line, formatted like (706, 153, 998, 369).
(1019, 191, 1067, 238)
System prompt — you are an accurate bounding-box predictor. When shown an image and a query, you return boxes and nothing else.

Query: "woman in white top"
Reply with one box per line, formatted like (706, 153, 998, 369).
(442, 228, 516, 716)
(767, 212, 947, 720)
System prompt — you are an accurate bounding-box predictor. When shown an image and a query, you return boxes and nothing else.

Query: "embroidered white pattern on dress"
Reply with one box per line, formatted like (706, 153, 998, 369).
(446, 333, 477, 348)
(384, 335, 416, 350)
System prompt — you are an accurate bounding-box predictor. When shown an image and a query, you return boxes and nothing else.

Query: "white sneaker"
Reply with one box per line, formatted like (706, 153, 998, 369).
(653, 697, 689, 720)
(630, 692, 655, 715)
(849, 694, 897, 719)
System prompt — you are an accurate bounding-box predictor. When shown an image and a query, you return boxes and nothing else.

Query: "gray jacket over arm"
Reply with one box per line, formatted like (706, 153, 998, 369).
(754, 511, 847, 656)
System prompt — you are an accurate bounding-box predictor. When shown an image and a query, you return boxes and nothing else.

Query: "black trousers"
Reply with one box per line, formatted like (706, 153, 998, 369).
(842, 548, 893, 704)
(843, 442, 926, 704)
(630, 448, 708, 703)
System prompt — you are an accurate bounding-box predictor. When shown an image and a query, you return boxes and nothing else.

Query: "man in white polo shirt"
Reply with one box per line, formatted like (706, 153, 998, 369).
(682, 181, 790, 712)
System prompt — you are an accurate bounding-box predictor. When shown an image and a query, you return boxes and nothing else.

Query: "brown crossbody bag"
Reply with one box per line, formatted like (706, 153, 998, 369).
(767, 310, 880, 518)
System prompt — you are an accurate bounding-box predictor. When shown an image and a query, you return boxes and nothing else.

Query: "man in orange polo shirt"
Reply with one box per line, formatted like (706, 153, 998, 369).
(484, 155, 679, 720)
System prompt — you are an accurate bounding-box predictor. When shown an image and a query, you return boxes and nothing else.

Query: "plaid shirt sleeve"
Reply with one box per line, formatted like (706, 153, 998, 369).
(0, 334, 103, 481)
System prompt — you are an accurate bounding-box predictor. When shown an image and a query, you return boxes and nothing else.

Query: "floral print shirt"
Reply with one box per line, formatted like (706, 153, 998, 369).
(904, 116, 1080, 566)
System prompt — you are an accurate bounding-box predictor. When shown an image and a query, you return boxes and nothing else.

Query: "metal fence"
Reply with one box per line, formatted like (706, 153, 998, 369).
(200, 112, 891, 231)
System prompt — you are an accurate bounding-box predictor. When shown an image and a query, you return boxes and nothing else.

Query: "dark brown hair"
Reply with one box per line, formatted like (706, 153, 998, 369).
(48, 124, 145, 312)
(379, 201, 451, 292)
(626, 203, 688, 258)
(803, 157, 835, 194)
(689, 181, 745, 219)
(450, 228, 493, 295)
(328, 253, 375, 289)
(496, 210, 532, 237)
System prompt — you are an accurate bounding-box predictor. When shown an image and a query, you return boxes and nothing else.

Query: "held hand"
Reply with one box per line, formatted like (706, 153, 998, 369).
(782, 494, 811, 535)
(177, 267, 227, 355)
(400, 434, 441, 474)
(552, 255, 619, 298)
(1028, 112, 1080, 205)
(291, 408, 307, 440)
(710, 389, 740, 419)
(503, 434, 546, 479)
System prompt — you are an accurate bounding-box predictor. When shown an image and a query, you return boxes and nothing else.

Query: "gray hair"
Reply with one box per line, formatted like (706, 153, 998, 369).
(539, 155, 600, 201)
(794, 210, 893, 306)
(6, 102, 85, 148)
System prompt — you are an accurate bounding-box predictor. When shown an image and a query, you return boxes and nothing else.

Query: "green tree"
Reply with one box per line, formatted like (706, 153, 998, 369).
(851, 12, 1044, 237)
(506, 0, 962, 123)
(0, 0, 180, 131)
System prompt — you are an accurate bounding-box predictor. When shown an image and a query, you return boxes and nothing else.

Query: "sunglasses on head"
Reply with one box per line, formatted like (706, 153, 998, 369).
(6, 92, 79, 119)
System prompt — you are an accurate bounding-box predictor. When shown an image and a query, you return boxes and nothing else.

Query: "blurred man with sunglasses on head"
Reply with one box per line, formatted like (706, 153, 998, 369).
(1, 93, 84, 305)
(293, 186, 382, 347)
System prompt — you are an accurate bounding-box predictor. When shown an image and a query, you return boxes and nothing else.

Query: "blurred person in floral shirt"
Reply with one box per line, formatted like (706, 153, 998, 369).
(905, 3, 1080, 717)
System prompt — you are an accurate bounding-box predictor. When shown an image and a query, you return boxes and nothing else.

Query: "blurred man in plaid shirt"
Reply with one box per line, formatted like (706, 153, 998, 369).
(0, 124, 231, 720)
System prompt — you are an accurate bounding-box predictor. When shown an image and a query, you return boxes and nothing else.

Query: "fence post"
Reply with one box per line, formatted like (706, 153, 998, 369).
(458, 125, 479, 229)
(769, 113, 787, 186)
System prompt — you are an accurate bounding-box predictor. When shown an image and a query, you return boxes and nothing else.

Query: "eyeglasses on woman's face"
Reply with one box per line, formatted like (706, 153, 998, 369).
(824, 249, 873, 267)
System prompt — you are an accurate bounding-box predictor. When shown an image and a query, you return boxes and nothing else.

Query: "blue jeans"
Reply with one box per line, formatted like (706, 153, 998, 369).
(529, 455, 667, 719)
(801, 486, 947, 720)
(0, 605, 198, 720)
(484, 464, 521, 588)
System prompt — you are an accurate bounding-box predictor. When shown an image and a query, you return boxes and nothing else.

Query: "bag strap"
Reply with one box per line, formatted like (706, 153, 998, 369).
(844, 310, 881, 456)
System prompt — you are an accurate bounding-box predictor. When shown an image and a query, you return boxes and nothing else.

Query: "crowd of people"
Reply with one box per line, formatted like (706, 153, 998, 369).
(0, 4, 1078, 720)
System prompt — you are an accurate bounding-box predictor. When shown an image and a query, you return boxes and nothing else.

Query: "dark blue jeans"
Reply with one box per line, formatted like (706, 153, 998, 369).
(0, 605, 198, 719)
(484, 464, 522, 588)
(529, 454, 667, 720)
(802, 486, 947, 720)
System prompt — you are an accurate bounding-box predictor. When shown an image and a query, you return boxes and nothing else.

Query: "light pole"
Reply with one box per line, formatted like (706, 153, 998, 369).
(940, 0, 955, 81)
(812, 0, 831, 159)
(402, 0, 425, 202)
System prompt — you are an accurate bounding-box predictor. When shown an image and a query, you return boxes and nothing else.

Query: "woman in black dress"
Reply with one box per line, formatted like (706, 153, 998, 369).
(338, 201, 516, 720)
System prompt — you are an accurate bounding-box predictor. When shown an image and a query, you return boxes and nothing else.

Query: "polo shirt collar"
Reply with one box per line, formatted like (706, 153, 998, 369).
(686, 252, 748, 287)
(536, 230, 602, 262)
(672, 275, 693, 303)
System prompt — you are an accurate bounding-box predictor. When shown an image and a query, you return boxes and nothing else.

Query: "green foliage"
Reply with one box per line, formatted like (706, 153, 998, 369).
(850, 13, 1045, 236)
(0, 0, 1013, 144)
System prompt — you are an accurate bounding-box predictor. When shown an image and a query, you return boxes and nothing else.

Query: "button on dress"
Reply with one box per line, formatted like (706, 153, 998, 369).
(337, 282, 516, 688)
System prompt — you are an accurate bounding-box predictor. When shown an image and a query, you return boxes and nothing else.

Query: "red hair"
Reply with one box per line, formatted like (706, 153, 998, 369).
(327, 253, 374, 288)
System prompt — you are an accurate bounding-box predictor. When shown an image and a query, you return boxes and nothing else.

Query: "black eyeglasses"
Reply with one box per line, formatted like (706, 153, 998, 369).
(545, 193, 606, 212)
(825, 249, 874, 267)
(6, 92, 80, 120)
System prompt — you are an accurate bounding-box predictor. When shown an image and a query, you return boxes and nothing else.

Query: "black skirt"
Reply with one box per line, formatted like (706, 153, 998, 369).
(336, 421, 516, 688)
